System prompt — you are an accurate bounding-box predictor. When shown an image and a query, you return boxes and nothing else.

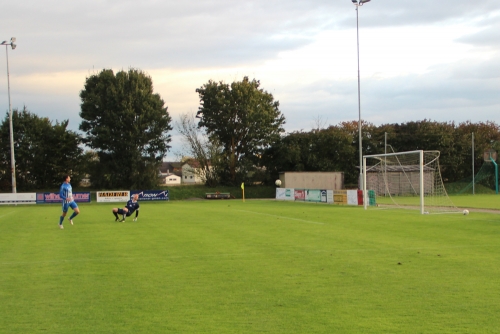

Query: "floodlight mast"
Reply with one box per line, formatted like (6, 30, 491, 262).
(1, 37, 17, 193)
(351, 0, 370, 190)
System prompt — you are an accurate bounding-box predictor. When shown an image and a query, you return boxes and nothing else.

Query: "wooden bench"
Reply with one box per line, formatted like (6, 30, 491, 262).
(205, 192, 231, 199)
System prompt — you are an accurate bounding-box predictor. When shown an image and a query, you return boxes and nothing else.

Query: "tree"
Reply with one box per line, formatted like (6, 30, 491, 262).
(0, 107, 83, 190)
(79, 68, 172, 189)
(263, 119, 500, 188)
(262, 126, 357, 185)
(175, 113, 222, 187)
(455, 121, 500, 182)
(196, 77, 285, 185)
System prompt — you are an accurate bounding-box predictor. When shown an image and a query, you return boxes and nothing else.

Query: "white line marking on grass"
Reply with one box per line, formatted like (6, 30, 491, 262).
(236, 210, 324, 225)
(0, 211, 15, 219)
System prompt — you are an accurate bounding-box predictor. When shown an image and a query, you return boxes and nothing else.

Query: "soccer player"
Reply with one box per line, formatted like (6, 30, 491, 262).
(112, 194, 140, 222)
(59, 175, 80, 229)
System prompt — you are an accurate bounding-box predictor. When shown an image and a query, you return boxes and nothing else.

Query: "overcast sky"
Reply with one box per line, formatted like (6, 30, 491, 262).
(1, 0, 499, 157)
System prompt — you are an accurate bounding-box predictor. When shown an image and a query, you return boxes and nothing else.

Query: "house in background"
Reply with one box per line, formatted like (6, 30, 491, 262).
(181, 159, 209, 184)
(159, 162, 182, 185)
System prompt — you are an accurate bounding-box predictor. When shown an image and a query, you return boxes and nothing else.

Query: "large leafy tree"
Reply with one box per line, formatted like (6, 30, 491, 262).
(0, 107, 83, 190)
(79, 68, 172, 189)
(196, 77, 285, 184)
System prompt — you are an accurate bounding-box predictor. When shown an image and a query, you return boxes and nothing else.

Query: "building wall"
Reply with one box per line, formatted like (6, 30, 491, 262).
(278, 172, 344, 190)
(181, 164, 203, 184)
(162, 175, 181, 185)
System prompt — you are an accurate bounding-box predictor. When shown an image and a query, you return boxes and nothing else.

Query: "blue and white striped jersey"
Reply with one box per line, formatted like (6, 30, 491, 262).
(60, 182, 73, 203)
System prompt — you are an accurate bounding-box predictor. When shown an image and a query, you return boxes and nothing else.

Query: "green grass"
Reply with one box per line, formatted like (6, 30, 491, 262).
(449, 194, 500, 210)
(375, 193, 500, 211)
(1, 200, 500, 333)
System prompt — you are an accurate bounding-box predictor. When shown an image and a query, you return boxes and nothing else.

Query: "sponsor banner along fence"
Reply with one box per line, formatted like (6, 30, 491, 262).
(276, 188, 362, 205)
(36, 192, 91, 204)
(305, 189, 322, 202)
(294, 189, 306, 201)
(131, 190, 169, 201)
(97, 191, 130, 203)
(0, 193, 37, 205)
(275, 188, 295, 201)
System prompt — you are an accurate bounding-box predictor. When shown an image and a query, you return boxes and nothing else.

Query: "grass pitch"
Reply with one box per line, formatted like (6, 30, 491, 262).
(1, 199, 499, 333)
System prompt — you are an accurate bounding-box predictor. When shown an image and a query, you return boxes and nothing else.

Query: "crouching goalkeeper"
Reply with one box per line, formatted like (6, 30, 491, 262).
(112, 194, 140, 222)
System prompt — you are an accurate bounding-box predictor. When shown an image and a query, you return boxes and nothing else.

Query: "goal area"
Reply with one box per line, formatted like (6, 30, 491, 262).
(362, 150, 457, 214)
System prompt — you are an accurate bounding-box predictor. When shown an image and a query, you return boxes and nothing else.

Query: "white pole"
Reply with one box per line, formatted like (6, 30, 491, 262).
(3, 41, 16, 193)
(419, 150, 424, 214)
(472, 132, 475, 195)
(384, 132, 387, 197)
(363, 156, 367, 210)
(356, 5, 363, 190)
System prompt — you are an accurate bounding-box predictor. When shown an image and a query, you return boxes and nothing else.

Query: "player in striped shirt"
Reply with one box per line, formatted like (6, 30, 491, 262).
(58, 175, 80, 229)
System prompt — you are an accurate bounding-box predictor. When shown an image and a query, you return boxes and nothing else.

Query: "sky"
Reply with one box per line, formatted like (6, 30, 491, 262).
(1, 0, 499, 158)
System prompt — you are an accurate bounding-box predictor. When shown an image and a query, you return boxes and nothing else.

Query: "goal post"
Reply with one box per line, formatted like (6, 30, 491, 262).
(363, 150, 457, 214)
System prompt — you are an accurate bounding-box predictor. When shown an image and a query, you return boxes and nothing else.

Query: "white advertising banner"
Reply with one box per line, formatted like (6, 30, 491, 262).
(347, 190, 358, 205)
(326, 190, 334, 203)
(0, 193, 36, 205)
(275, 188, 295, 201)
(96, 190, 130, 203)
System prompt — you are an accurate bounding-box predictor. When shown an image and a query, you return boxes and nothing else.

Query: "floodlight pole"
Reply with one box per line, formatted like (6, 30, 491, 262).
(352, 0, 370, 190)
(472, 132, 475, 195)
(1, 38, 17, 193)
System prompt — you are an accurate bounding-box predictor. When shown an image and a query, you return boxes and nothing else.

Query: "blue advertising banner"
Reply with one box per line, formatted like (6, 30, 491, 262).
(131, 190, 169, 201)
(36, 192, 91, 204)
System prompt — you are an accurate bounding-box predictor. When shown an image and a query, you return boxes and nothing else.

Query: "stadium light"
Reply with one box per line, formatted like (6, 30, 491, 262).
(351, 0, 370, 189)
(1, 37, 17, 193)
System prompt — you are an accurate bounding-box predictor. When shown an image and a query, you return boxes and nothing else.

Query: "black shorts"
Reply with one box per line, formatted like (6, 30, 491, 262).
(117, 208, 132, 217)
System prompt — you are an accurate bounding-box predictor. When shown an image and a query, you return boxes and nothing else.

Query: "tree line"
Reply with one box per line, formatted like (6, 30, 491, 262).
(262, 121, 500, 187)
(0, 68, 498, 191)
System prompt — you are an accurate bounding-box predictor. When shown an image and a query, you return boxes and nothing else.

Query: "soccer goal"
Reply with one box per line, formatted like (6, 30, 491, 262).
(362, 150, 457, 214)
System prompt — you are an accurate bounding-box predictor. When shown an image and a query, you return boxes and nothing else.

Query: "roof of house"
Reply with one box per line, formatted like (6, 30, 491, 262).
(160, 162, 183, 176)
(182, 159, 212, 169)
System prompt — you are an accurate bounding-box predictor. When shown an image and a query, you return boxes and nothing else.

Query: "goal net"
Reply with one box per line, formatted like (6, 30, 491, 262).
(363, 150, 457, 214)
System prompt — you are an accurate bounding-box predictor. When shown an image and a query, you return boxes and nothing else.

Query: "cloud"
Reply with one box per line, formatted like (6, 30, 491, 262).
(344, 0, 500, 27)
(456, 26, 500, 50)
(2, 0, 339, 73)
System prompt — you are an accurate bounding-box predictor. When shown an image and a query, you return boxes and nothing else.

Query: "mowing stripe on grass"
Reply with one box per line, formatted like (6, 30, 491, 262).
(466, 218, 500, 223)
(236, 209, 325, 225)
(3, 242, 498, 268)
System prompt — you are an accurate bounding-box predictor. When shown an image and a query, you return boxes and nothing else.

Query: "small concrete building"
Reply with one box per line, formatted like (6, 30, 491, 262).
(278, 172, 344, 190)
